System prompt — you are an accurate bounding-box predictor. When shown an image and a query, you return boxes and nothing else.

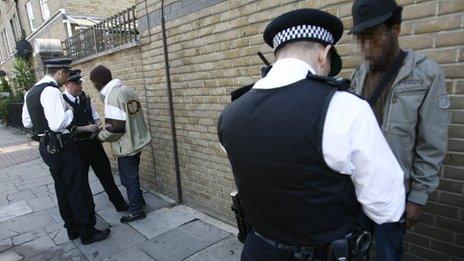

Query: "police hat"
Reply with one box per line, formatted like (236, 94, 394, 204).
(349, 0, 401, 34)
(263, 9, 344, 76)
(67, 69, 84, 83)
(43, 57, 73, 69)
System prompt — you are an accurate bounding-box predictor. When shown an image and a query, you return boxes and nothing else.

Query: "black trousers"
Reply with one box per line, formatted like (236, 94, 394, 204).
(75, 138, 126, 209)
(39, 142, 96, 238)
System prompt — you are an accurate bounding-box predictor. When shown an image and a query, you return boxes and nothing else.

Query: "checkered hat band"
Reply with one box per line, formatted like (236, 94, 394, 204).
(272, 25, 334, 49)
(46, 64, 70, 68)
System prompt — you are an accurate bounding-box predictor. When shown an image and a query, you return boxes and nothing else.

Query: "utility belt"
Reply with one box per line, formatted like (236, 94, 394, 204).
(230, 191, 371, 261)
(39, 130, 73, 154)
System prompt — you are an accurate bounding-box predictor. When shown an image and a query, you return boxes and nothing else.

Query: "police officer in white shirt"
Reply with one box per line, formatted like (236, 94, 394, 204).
(22, 58, 110, 245)
(218, 9, 405, 260)
(63, 69, 128, 212)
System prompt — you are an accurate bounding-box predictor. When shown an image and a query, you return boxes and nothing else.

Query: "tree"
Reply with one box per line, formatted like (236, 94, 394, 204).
(11, 58, 36, 96)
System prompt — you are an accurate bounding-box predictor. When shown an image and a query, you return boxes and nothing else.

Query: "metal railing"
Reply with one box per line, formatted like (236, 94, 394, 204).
(8, 103, 25, 129)
(65, 6, 138, 60)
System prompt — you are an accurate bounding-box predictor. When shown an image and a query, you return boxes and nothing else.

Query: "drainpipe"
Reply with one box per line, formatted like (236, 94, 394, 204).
(160, 0, 182, 204)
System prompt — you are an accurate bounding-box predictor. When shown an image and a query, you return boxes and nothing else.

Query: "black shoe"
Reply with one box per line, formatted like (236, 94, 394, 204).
(120, 211, 146, 223)
(67, 228, 79, 240)
(115, 202, 129, 212)
(81, 228, 111, 245)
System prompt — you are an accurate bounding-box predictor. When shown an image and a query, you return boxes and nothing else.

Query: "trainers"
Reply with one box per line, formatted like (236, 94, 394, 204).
(120, 211, 146, 223)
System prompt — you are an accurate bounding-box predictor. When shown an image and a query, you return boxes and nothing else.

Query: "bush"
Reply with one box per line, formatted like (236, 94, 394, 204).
(11, 58, 36, 95)
(0, 77, 11, 93)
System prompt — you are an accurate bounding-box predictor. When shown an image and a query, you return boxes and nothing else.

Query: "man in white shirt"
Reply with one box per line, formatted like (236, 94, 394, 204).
(22, 58, 110, 245)
(218, 9, 405, 260)
(63, 69, 128, 213)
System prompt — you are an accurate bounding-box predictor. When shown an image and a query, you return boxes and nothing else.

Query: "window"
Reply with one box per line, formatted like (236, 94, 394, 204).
(26, 1, 36, 31)
(39, 0, 50, 21)
(10, 15, 19, 41)
(1, 29, 11, 57)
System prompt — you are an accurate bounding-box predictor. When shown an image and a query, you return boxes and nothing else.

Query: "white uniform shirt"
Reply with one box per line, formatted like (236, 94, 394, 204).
(22, 75, 73, 134)
(252, 58, 405, 225)
(63, 90, 100, 121)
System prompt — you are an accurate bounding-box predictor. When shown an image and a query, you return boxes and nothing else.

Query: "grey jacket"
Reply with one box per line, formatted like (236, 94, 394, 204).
(351, 50, 450, 206)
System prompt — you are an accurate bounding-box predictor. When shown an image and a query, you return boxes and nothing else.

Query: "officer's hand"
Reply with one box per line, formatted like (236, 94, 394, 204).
(88, 124, 101, 133)
(406, 202, 423, 229)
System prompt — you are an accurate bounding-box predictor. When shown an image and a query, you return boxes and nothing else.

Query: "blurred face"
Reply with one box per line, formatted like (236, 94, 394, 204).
(65, 81, 82, 97)
(355, 24, 400, 69)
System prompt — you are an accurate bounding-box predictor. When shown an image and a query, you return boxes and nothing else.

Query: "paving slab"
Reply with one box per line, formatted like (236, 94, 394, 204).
(12, 228, 47, 245)
(5, 190, 37, 204)
(138, 220, 230, 261)
(76, 225, 146, 261)
(93, 192, 114, 212)
(0, 238, 13, 252)
(27, 241, 78, 261)
(12, 235, 56, 258)
(97, 207, 126, 226)
(46, 207, 64, 224)
(96, 215, 111, 230)
(184, 236, 242, 261)
(14, 176, 53, 191)
(0, 200, 33, 222)
(143, 192, 173, 214)
(48, 247, 88, 261)
(48, 226, 71, 245)
(0, 250, 22, 261)
(104, 246, 155, 261)
(2, 211, 56, 234)
(0, 182, 18, 194)
(90, 181, 105, 195)
(26, 195, 55, 211)
(129, 206, 196, 239)
(0, 224, 18, 240)
(30, 185, 52, 198)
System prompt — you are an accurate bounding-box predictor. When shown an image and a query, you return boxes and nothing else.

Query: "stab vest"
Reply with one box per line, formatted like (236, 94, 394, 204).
(25, 82, 59, 135)
(62, 92, 95, 140)
(218, 77, 361, 245)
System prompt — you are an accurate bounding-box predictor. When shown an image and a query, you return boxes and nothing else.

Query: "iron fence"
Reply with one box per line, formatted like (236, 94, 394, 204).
(65, 6, 138, 60)
(8, 103, 25, 129)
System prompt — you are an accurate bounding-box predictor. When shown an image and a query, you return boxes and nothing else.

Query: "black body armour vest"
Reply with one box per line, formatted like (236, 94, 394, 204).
(218, 78, 361, 245)
(25, 82, 59, 135)
(63, 92, 95, 140)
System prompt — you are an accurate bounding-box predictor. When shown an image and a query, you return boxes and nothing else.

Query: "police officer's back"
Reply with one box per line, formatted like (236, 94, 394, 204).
(218, 9, 405, 260)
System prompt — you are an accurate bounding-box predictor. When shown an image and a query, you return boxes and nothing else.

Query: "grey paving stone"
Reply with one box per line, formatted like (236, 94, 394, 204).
(0, 250, 22, 261)
(3, 211, 56, 234)
(0, 224, 18, 240)
(0, 238, 13, 252)
(27, 241, 78, 261)
(46, 184, 56, 194)
(76, 224, 146, 260)
(12, 228, 47, 245)
(17, 166, 50, 180)
(0, 200, 33, 222)
(14, 176, 53, 191)
(142, 192, 173, 214)
(105, 246, 155, 261)
(46, 207, 64, 224)
(49, 226, 71, 245)
(90, 181, 105, 195)
(26, 196, 55, 211)
(184, 236, 242, 261)
(30, 185, 51, 198)
(138, 220, 230, 261)
(93, 192, 114, 212)
(5, 190, 36, 203)
(12, 235, 56, 258)
(0, 182, 18, 194)
(96, 215, 111, 230)
(129, 206, 196, 239)
(45, 223, 63, 234)
(48, 247, 88, 261)
(97, 207, 125, 226)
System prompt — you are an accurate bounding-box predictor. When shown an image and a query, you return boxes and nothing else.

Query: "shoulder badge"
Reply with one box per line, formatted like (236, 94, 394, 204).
(127, 100, 141, 114)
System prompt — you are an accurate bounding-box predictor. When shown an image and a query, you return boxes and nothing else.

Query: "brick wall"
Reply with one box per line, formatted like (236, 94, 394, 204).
(133, 0, 464, 260)
(72, 45, 156, 189)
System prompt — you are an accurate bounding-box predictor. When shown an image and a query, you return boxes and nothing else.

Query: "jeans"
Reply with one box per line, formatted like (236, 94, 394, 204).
(374, 221, 405, 261)
(117, 152, 143, 214)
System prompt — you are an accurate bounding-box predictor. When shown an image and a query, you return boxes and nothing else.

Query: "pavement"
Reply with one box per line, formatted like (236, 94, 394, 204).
(0, 125, 242, 261)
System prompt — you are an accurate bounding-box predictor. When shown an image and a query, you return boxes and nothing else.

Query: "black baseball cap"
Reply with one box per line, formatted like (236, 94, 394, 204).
(349, 0, 401, 34)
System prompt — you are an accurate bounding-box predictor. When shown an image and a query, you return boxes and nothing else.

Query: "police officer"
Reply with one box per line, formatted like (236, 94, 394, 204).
(218, 9, 405, 260)
(22, 58, 110, 245)
(63, 69, 128, 212)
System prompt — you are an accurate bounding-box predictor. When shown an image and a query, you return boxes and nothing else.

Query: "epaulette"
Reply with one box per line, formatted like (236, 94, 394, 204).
(230, 84, 254, 101)
(306, 72, 351, 91)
